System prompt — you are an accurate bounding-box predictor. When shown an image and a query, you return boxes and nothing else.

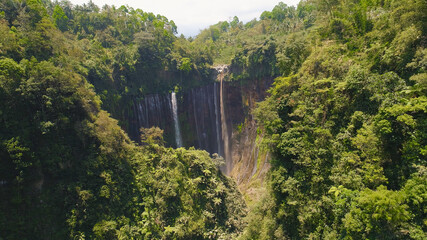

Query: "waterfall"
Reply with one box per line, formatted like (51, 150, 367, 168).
(128, 68, 271, 178)
(144, 97, 149, 127)
(192, 89, 202, 147)
(220, 72, 231, 174)
(171, 92, 183, 148)
(132, 94, 175, 145)
(213, 82, 221, 156)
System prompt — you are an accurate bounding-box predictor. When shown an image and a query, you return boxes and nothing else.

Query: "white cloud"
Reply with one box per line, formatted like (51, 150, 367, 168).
(68, 0, 300, 36)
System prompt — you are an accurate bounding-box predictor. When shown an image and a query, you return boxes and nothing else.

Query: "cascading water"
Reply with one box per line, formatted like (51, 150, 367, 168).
(213, 82, 222, 156)
(128, 67, 272, 180)
(129, 66, 252, 175)
(131, 94, 174, 143)
(187, 85, 214, 153)
(191, 88, 202, 147)
(219, 69, 232, 174)
(132, 86, 224, 153)
(171, 92, 183, 147)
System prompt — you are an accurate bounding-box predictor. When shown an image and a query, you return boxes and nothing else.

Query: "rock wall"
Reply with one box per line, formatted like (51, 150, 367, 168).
(228, 78, 272, 194)
(127, 67, 272, 179)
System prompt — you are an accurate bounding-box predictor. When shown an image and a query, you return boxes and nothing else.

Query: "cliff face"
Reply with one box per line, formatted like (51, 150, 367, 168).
(227, 78, 272, 202)
(126, 67, 272, 186)
(129, 83, 226, 153)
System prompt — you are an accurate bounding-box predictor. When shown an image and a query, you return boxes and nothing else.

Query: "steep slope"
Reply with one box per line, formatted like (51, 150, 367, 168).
(235, 0, 427, 239)
(2, 0, 425, 239)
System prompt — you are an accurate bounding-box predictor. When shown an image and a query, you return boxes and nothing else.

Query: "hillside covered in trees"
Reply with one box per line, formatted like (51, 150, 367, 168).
(0, 0, 426, 239)
(218, 0, 426, 239)
(0, 0, 245, 239)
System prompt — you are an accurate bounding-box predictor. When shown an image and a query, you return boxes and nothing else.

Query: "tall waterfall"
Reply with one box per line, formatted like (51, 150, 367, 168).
(171, 92, 182, 147)
(219, 72, 231, 174)
(191, 88, 202, 148)
(213, 82, 221, 156)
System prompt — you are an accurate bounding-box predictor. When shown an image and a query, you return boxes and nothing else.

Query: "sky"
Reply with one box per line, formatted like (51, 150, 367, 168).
(68, 0, 300, 37)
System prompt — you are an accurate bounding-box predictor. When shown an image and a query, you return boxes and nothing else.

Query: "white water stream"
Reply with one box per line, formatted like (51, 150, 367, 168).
(171, 92, 183, 147)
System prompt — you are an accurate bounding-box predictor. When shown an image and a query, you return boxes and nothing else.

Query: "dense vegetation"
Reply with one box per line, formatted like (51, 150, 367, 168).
(0, 0, 245, 239)
(216, 0, 426, 239)
(1, 0, 426, 239)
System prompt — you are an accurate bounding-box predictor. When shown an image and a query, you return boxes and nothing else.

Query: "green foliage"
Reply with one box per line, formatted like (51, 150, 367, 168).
(242, 0, 427, 239)
(127, 146, 246, 239)
(52, 5, 68, 31)
(140, 127, 165, 145)
(178, 57, 192, 73)
(275, 33, 311, 76)
(1, 0, 426, 239)
(0, 1, 246, 239)
(231, 37, 279, 80)
(382, 26, 422, 72)
(344, 186, 410, 239)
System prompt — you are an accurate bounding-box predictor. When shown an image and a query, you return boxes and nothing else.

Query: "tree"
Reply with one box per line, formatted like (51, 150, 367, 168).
(52, 5, 68, 31)
(230, 16, 240, 29)
(140, 127, 165, 145)
(344, 186, 411, 239)
(178, 57, 192, 73)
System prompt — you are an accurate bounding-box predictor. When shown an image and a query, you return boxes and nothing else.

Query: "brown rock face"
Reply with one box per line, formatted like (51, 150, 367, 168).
(226, 78, 272, 192)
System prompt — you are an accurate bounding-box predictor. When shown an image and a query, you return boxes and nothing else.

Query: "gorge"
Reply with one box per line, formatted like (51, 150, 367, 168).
(1, 0, 425, 238)
(128, 66, 272, 177)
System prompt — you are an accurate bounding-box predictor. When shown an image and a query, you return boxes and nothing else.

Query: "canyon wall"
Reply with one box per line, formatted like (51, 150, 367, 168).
(127, 68, 272, 179)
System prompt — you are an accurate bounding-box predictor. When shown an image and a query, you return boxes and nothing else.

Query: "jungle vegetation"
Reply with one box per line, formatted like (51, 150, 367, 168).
(0, 0, 426, 239)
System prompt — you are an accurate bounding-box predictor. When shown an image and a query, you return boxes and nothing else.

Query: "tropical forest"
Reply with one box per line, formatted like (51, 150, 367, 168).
(0, 0, 426, 239)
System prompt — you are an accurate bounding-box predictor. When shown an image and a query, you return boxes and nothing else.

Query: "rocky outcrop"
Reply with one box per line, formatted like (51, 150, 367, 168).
(227, 78, 272, 201)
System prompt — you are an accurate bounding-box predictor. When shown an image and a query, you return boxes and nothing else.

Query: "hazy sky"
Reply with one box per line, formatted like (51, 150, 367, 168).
(68, 0, 300, 37)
